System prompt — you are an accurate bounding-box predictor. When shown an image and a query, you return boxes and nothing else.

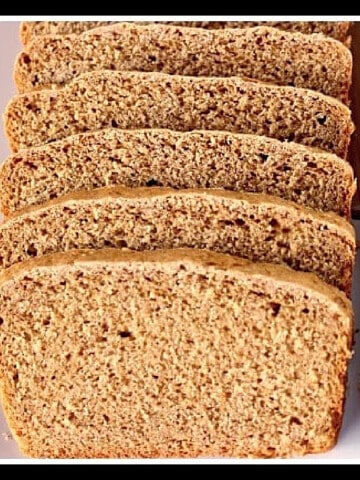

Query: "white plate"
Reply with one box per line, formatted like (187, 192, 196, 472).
(0, 20, 359, 461)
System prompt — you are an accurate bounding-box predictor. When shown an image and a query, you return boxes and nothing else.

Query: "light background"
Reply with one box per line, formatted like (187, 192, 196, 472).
(0, 20, 359, 461)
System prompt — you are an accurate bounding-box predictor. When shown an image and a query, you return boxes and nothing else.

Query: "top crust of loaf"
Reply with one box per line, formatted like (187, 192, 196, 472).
(0, 247, 352, 319)
(15, 23, 352, 102)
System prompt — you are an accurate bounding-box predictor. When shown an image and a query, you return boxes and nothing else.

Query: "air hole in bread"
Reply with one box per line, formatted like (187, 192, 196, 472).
(269, 218, 280, 229)
(270, 302, 281, 317)
(286, 133, 295, 142)
(119, 331, 132, 338)
(317, 115, 327, 125)
(290, 416, 303, 425)
(26, 245, 37, 257)
(146, 179, 160, 187)
(235, 218, 245, 227)
(118, 240, 128, 248)
(259, 153, 269, 163)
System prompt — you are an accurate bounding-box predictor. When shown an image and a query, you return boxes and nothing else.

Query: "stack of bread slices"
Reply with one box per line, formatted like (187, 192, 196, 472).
(0, 20, 357, 459)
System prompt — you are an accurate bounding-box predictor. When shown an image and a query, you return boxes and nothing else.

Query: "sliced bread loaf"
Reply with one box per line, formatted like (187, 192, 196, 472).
(19, 21, 352, 44)
(0, 187, 355, 295)
(15, 23, 352, 101)
(0, 128, 354, 218)
(5, 71, 353, 156)
(0, 248, 353, 458)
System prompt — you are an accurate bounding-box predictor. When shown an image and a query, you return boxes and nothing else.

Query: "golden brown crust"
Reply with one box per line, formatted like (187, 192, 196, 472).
(13, 441, 340, 459)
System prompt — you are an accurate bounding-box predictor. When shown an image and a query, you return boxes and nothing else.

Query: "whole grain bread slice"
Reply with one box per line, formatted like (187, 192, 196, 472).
(0, 247, 353, 458)
(0, 186, 355, 295)
(0, 128, 354, 218)
(4, 71, 353, 157)
(15, 23, 352, 101)
(19, 21, 352, 44)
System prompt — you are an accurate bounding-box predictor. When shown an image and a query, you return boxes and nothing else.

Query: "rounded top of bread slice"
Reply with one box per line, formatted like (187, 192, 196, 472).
(0, 247, 353, 320)
(9, 185, 355, 241)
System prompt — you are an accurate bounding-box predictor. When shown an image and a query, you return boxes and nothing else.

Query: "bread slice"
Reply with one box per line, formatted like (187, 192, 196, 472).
(19, 21, 352, 44)
(4, 71, 353, 156)
(0, 186, 355, 295)
(0, 247, 353, 458)
(15, 23, 352, 101)
(0, 128, 354, 218)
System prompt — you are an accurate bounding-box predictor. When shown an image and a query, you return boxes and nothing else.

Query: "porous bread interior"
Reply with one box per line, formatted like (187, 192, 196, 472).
(19, 21, 352, 44)
(0, 248, 353, 458)
(0, 129, 354, 217)
(4, 71, 353, 157)
(15, 23, 352, 102)
(0, 186, 355, 295)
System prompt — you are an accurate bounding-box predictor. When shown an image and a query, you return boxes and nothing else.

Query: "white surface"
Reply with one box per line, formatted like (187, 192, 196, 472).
(0, 20, 359, 461)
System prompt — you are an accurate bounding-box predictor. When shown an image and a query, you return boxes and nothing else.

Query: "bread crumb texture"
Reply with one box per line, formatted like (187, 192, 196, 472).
(0, 129, 354, 217)
(5, 71, 353, 157)
(19, 21, 352, 44)
(0, 187, 355, 295)
(0, 248, 353, 458)
(15, 23, 352, 101)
